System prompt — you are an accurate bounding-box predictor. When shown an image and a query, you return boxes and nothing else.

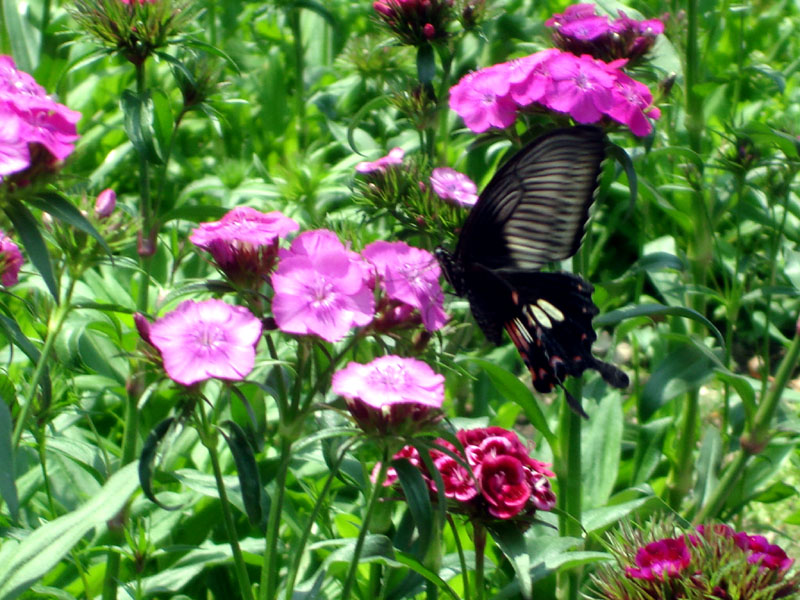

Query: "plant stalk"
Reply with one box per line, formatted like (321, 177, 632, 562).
(261, 434, 294, 600)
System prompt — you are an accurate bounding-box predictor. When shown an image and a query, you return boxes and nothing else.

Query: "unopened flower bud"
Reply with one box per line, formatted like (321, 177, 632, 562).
(423, 23, 435, 39)
(94, 188, 116, 219)
(134, 312, 153, 346)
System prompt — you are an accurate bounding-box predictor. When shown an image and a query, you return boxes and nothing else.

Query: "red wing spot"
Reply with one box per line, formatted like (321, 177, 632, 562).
(580, 333, 588, 341)
(573, 355, 582, 362)
(511, 290, 520, 304)
(538, 368, 549, 381)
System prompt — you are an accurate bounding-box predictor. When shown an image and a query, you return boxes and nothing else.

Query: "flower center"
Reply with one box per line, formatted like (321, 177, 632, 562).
(197, 324, 225, 349)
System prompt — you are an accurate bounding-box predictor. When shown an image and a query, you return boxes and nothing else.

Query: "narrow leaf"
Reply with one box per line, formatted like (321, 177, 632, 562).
(393, 458, 434, 557)
(0, 313, 51, 403)
(0, 462, 140, 600)
(28, 193, 112, 256)
(0, 394, 19, 521)
(2, 0, 37, 74)
(416, 43, 436, 85)
(138, 417, 180, 510)
(221, 420, 263, 527)
(4, 200, 58, 301)
(488, 521, 533, 599)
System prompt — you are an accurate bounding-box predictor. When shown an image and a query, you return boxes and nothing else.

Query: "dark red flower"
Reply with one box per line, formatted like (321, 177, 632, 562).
(479, 454, 531, 519)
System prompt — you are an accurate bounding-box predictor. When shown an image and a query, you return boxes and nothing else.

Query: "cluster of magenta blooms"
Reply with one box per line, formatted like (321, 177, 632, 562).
(449, 4, 662, 136)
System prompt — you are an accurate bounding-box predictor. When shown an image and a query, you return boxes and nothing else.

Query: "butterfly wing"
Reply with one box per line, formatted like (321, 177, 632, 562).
(455, 126, 606, 272)
(464, 269, 629, 416)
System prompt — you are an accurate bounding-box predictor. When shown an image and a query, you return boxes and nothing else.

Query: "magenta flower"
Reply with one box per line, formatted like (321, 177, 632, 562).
(606, 70, 660, 136)
(362, 240, 448, 332)
(744, 535, 794, 571)
(430, 167, 478, 207)
(356, 147, 405, 174)
(544, 52, 615, 124)
(434, 455, 479, 502)
(625, 537, 691, 580)
(0, 231, 23, 286)
(272, 230, 373, 342)
(149, 299, 262, 386)
(448, 66, 517, 133)
(332, 355, 445, 434)
(0, 55, 80, 182)
(94, 188, 117, 220)
(480, 454, 532, 519)
(190, 207, 298, 284)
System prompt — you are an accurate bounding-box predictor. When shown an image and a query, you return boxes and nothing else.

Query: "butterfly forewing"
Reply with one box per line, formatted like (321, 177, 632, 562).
(456, 126, 606, 272)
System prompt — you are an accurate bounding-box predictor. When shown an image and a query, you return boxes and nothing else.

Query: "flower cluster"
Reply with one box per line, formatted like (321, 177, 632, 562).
(0, 55, 80, 186)
(429, 167, 478, 206)
(449, 48, 660, 136)
(372, 0, 453, 46)
(590, 521, 799, 600)
(332, 355, 445, 435)
(147, 299, 262, 386)
(271, 231, 447, 342)
(383, 426, 556, 521)
(0, 230, 23, 287)
(547, 4, 664, 64)
(190, 207, 299, 286)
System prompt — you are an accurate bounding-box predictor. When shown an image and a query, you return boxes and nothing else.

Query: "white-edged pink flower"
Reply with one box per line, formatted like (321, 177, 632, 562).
(332, 355, 445, 434)
(149, 299, 262, 386)
(429, 167, 478, 207)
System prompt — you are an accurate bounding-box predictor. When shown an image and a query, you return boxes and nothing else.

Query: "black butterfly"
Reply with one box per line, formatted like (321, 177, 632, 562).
(435, 126, 628, 417)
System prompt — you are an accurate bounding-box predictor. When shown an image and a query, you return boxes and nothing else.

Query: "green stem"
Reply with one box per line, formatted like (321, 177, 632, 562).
(12, 291, 73, 448)
(134, 60, 153, 313)
(473, 522, 486, 600)
(695, 331, 800, 522)
(200, 407, 255, 600)
(290, 7, 306, 149)
(283, 436, 359, 598)
(556, 391, 582, 600)
(342, 446, 389, 600)
(447, 514, 471, 600)
(261, 435, 294, 600)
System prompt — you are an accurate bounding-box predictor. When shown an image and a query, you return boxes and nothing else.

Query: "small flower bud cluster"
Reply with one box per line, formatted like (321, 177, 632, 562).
(373, 0, 454, 46)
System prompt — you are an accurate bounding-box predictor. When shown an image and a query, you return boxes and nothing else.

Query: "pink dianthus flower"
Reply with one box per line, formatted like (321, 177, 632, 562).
(448, 66, 517, 133)
(430, 167, 478, 207)
(625, 537, 691, 580)
(362, 240, 448, 332)
(149, 299, 262, 386)
(0, 231, 23, 286)
(272, 229, 374, 342)
(356, 147, 405, 174)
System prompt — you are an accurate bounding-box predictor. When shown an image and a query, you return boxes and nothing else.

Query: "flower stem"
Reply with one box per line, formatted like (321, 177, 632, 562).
(695, 329, 800, 522)
(283, 436, 359, 598)
(447, 514, 471, 600)
(342, 446, 389, 600)
(200, 406, 255, 600)
(473, 522, 486, 600)
(260, 434, 294, 600)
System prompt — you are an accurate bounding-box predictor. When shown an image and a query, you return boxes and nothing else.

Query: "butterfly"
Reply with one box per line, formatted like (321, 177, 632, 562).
(435, 126, 629, 417)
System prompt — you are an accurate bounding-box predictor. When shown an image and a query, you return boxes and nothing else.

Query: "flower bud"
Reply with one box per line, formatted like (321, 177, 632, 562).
(94, 188, 116, 219)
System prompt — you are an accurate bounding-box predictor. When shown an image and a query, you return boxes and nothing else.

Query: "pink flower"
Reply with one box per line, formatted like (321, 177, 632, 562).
(356, 147, 405, 174)
(434, 455, 478, 501)
(0, 231, 23, 286)
(149, 299, 262, 386)
(606, 70, 659, 136)
(430, 167, 478, 206)
(479, 454, 532, 519)
(190, 207, 298, 284)
(94, 188, 116, 219)
(0, 56, 80, 181)
(544, 53, 615, 123)
(332, 355, 445, 434)
(272, 230, 373, 342)
(362, 240, 448, 332)
(545, 3, 597, 27)
(448, 65, 517, 133)
(625, 537, 691, 580)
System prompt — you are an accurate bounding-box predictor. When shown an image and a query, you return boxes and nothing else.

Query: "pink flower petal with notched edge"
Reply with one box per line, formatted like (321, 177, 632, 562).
(449, 66, 517, 133)
(149, 299, 262, 386)
(430, 167, 478, 206)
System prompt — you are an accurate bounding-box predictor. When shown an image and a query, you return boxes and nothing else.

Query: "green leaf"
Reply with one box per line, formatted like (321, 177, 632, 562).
(465, 358, 556, 449)
(27, 192, 111, 256)
(291, 0, 338, 26)
(583, 393, 623, 508)
(0, 392, 19, 522)
(221, 420, 263, 528)
(416, 43, 436, 86)
(0, 461, 140, 600)
(630, 417, 670, 485)
(596, 302, 725, 349)
(694, 425, 722, 509)
(2, 0, 37, 74)
(393, 458, 434, 558)
(138, 417, 180, 511)
(487, 522, 533, 599)
(4, 199, 58, 301)
(0, 313, 51, 403)
(120, 89, 162, 164)
(607, 142, 637, 205)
